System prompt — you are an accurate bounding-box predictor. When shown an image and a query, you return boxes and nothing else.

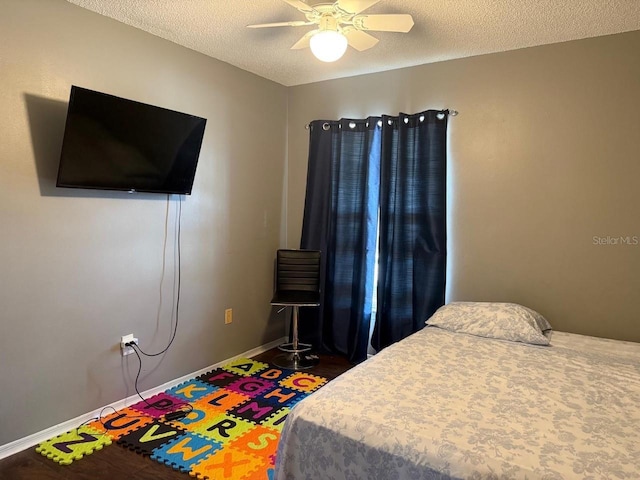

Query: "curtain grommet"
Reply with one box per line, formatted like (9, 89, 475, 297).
(323, 122, 330, 131)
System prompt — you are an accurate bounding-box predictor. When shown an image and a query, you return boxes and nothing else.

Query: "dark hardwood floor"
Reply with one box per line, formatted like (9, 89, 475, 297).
(0, 348, 354, 480)
(251, 348, 353, 382)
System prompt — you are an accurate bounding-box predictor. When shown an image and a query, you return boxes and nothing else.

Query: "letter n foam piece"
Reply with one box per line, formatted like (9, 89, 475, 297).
(36, 425, 112, 465)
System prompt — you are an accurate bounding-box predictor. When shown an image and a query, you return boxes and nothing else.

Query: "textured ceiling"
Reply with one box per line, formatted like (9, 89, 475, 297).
(67, 0, 640, 86)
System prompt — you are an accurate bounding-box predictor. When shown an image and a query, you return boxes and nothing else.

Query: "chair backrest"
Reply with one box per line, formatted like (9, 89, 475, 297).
(275, 249, 321, 293)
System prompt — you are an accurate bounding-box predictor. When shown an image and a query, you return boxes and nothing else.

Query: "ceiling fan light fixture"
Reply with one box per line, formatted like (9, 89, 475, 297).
(310, 30, 348, 62)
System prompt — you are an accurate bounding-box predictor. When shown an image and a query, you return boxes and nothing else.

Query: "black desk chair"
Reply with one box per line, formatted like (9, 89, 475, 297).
(271, 249, 321, 370)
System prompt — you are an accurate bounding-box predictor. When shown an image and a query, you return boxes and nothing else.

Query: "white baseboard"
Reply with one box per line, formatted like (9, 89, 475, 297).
(0, 337, 285, 460)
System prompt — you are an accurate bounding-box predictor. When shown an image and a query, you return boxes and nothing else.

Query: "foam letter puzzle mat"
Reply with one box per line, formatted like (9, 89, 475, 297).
(36, 358, 327, 479)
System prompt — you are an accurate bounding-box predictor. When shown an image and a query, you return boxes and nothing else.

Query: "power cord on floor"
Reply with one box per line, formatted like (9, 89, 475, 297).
(74, 405, 152, 436)
(127, 341, 192, 420)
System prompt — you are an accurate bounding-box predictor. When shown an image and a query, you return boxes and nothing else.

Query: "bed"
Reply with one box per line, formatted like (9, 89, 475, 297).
(274, 302, 640, 479)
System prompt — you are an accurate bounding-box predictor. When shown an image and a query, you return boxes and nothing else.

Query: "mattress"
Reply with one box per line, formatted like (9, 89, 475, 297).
(274, 327, 640, 479)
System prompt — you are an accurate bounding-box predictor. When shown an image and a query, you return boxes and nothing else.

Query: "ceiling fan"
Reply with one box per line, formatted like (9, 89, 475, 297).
(247, 0, 414, 62)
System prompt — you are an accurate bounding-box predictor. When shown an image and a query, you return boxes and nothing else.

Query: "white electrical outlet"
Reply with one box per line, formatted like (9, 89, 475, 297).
(120, 334, 139, 356)
(225, 308, 233, 324)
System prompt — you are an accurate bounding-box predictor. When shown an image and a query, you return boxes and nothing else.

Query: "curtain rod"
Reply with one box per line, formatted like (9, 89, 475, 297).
(304, 109, 458, 129)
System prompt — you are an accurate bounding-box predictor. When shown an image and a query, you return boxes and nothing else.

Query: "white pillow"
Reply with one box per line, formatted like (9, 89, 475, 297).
(426, 302, 552, 346)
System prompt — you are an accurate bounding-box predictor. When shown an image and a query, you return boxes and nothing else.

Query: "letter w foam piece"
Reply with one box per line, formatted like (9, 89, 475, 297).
(35, 426, 112, 465)
(151, 433, 221, 473)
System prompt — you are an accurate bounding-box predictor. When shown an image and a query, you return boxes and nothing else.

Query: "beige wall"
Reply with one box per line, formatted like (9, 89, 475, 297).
(0, 0, 287, 445)
(287, 31, 640, 343)
(1, 0, 638, 449)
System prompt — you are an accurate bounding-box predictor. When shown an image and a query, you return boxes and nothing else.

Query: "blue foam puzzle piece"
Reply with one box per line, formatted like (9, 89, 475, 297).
(151, 432, 221, 473)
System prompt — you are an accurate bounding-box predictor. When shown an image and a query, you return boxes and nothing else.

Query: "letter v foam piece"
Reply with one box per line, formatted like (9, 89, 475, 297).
(117, 421, 186, 456)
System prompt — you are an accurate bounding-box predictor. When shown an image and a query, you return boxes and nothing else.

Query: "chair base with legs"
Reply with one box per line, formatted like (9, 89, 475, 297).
(271, 249, 321, 370)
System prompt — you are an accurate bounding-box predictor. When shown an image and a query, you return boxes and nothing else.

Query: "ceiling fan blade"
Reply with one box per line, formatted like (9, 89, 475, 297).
(282, 0, 316, 14)
(291, 30, 317, 50)
(353, 14, 414, 32)
(344, 29, 378, 51)
(247, 20, 312, 28)
(336, 0, 381, 14)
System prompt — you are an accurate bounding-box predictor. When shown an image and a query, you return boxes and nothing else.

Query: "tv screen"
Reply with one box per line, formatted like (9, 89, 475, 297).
(56, 86, 207, 195)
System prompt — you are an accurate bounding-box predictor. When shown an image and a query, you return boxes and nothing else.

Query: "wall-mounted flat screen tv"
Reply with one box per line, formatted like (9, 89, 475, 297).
(56, 86, 207, 195)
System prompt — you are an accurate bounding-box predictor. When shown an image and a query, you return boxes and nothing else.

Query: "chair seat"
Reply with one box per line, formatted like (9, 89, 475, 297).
(271, 249, 321, 371)
(271, 290, 320, 306)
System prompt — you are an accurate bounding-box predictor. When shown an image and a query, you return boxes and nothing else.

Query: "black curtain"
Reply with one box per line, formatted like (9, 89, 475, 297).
(300, 111, 448, 361)
(372, 111, 448, 350)
(300, 119, 380, 363)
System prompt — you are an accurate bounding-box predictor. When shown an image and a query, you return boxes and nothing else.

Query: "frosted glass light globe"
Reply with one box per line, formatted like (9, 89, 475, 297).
(310, 30, 348, 62)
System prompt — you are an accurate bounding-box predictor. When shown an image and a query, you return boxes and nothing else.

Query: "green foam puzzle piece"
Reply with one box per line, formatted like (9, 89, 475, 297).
(35, 425, 112, 465)
(222, 358, 269, 377)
